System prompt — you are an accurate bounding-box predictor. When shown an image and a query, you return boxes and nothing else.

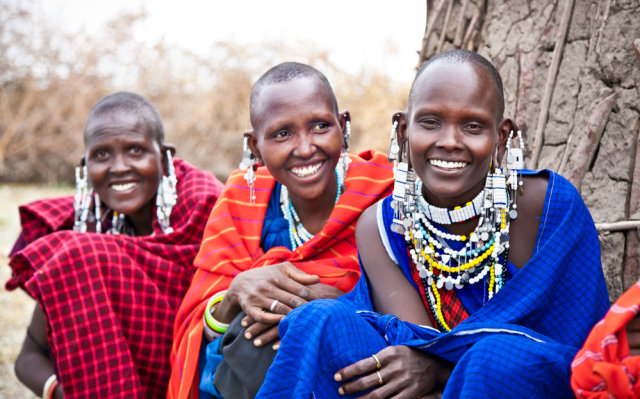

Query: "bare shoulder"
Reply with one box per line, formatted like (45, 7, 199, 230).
(355, 203, 379, 252)
(508, 173, 549, 268)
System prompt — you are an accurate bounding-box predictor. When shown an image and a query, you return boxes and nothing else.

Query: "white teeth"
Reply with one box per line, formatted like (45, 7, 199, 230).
(111, 182, 136, 192)
(430, 159, 467, 169)
(291, 162, 322, 178)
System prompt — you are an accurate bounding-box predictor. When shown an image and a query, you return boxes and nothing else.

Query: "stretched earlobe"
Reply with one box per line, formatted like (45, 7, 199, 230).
(341, 111, 351, 152)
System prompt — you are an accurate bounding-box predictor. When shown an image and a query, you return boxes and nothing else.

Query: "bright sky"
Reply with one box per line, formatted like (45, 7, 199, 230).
(40, 0, 427, 84)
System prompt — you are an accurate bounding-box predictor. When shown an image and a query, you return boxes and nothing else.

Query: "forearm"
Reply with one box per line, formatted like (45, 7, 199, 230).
(15, 334, 56, 397)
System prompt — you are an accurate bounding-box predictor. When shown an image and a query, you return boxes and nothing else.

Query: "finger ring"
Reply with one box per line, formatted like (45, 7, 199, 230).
(376, 370, 384, 386)
(371, 354, 382, 370)
(269, 299, 279, 312)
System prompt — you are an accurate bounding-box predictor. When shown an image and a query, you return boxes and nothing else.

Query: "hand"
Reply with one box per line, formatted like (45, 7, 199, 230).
(334, 345, 451, 398)
(241, 315, 281, 349)
(305, 282, 344, 300)
(627, 313, 640, 356)
(224, 262, 320, 324)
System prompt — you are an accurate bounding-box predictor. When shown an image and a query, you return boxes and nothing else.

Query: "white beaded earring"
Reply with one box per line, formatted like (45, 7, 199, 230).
(156, 149, 178, 234)
(239, 135, 258, 205)
(389, 116, 410, 234)
(504, 130, 525, 219)
(73, 164, 93, 233)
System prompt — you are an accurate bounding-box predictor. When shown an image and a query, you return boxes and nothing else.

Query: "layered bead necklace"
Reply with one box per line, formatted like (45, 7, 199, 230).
(402, 171, 511, 331)
(280, 156, 347, 249)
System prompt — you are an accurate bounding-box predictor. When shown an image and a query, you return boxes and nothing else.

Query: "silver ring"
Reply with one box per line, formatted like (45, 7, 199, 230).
(269, 299, 279, 312)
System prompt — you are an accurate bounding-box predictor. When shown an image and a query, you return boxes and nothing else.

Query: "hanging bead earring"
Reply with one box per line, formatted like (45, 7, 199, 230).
(504, 130, 525, 219)
(391, 140, 409, 234)
(156, 149, 178, 234)
(339, 115, 351, 192)
(239, 135, 258, 205)
(73, 164, 92, 233)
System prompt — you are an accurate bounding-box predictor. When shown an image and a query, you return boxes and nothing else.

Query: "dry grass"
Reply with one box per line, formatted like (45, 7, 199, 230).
(0, 184, 72, 398)
(0, 2, 410, 185)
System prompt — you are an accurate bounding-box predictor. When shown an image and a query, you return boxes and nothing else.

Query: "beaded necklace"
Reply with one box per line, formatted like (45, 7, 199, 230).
(280, 157, 347, 249)
(403, 172, 511, 331)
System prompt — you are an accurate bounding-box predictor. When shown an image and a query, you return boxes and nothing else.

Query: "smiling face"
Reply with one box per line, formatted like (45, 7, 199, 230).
(399, 61, 506, 208)
(247, 76, 345, 209)
(84, 110, 165, 234)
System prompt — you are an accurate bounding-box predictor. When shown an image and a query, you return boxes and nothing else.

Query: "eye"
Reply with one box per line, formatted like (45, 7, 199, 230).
(464, 122, 484, 133)
(94, 149, 109, 160)
(129, 146, 143, 155)
(419, 118, 440, 130)
(274, 130, 290, 139)
(312, 122, 329, 133)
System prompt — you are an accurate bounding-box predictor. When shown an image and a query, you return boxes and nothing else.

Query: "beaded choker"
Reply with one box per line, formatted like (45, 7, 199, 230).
(403, 172, 511, 331)
(280, 156, 347, 249)
(418, 189, 484, 224)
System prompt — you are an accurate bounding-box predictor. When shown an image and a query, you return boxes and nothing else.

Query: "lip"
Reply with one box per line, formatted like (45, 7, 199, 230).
(109, 181, 139, 192)
(289, 160, 325, 179)
(429, 159, 469, 171)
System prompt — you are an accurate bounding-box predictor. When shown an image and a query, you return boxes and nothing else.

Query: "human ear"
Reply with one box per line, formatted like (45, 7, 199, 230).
(395, 112, 410, 165)
(160, 144, 176, 174)
(244, 130, 263, 165)
(339, 111, 351, 151)
(496, 118, 516, 167)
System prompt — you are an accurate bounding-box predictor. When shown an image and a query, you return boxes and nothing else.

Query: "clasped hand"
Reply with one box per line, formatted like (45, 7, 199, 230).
(334, 345, 450, 398)
(226, 262, 343, 348)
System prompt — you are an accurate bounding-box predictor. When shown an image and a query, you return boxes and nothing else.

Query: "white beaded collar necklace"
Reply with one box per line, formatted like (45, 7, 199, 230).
(418, 189, 484, 225)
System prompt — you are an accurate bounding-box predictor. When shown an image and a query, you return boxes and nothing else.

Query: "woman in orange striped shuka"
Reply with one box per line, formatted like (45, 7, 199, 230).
(169, 62, 394, 399)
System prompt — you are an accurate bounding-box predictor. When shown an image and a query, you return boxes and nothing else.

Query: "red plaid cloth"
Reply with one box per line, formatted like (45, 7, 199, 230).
(6, 159, 223, 399)
(408, 250, 469, 330)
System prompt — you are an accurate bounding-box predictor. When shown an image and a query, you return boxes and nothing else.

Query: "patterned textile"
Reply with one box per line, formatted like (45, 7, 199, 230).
(571, 281, 640, 398)
(5, 159, 223, 399)
(257, 170, 610, 399)
(169, 149, 394, 399)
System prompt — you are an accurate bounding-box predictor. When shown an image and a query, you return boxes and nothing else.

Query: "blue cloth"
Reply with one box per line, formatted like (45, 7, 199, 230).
(200, 182, 288, 397)
(257, 170, 610, 399)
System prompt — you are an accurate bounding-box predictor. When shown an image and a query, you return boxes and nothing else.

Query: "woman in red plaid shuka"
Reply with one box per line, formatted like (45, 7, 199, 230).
(5, 92, 223, 399)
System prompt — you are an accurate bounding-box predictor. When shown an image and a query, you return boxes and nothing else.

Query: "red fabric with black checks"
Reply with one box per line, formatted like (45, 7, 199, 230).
(6, 159, 223, 399)
(408, 250, 469, 331)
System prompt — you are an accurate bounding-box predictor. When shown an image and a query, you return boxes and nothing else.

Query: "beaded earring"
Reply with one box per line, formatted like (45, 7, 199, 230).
(504, 130, 525, 219)
(156, 149, 178, 234)
(239, 135, 258, 205)
(73, 164, 93, 233)
(390, 130, 409, 234)
(340, 115, 351, 192)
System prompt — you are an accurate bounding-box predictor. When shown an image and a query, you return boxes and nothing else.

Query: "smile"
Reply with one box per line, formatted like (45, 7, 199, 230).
(430, 159, 467, 169)
(110, 182, 137, 192)
(290, 161, 323, 178)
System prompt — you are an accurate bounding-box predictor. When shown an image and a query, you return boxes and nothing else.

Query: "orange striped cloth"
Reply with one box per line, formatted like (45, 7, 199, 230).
(169, 149, 393, 399)
(572, 281, 640, 398)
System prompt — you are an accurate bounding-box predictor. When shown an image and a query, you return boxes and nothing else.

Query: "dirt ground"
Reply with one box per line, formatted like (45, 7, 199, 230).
(0, 184, 72, 399)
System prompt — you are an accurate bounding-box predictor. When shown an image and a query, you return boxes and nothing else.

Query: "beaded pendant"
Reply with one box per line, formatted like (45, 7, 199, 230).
(403, 173, 511, 331)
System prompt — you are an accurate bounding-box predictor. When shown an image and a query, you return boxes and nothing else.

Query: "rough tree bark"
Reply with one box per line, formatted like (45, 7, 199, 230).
(418, 0, 640, 301)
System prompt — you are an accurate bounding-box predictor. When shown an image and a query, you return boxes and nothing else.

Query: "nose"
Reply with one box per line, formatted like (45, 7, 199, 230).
(293, 132, 316, 158)
(109, 153, 131, 174)
(437, 125, 463, 151)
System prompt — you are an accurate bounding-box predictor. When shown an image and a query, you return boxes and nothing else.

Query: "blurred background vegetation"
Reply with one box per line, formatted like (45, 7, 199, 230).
(0, 1, 410, 185)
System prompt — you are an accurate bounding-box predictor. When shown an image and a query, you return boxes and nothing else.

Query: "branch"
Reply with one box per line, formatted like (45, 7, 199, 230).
(634, 38, 640, 64)
(437, 0, 455, 54)
(530, 0, 576, 169)
(418, 0, 446, 67)
(596, 220, 640, 232)
(454, 0, 470, 47)
(562, 92, 617, 191)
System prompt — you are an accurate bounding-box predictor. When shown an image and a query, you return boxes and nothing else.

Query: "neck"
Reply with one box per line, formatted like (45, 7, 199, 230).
(288, 175, 338, 235)
(126, 202, 155, 236)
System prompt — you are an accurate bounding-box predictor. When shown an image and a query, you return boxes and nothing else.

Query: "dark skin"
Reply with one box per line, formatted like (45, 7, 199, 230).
(14, 109, 174, 399)
(210, 76, 350, 349)
(335, 61, 548, 398)
(627, 315, 640, 356)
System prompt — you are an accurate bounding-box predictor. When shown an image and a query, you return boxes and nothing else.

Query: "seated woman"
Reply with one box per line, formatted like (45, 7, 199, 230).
(256, 50, 610, 398)
(6, 92, 223, 399)
(169, 62, 394, 399)
(572, 281, 640, 398)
